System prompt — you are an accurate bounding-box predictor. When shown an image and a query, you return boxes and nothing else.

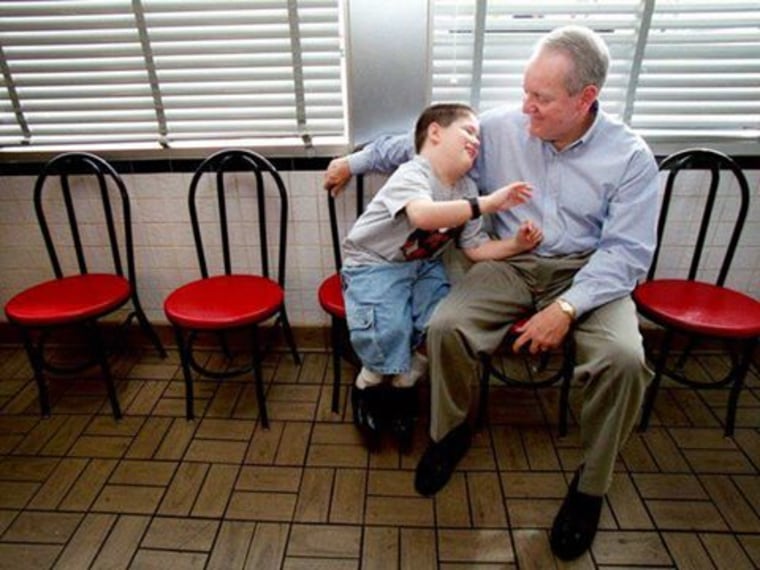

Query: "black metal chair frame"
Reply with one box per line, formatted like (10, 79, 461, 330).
(637, 148, 755, 436)
(478, 327, 574, 437)
(172, 149, 301, 426)
(9, 152, 166, 418)
(325, 176, 365, 412)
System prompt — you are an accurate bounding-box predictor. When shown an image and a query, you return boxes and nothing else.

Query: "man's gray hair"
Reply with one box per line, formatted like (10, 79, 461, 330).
(536, 25, 610, 94)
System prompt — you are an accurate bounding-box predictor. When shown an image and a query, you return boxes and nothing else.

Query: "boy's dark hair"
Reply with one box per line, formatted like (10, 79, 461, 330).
(414, 103, 476, 153)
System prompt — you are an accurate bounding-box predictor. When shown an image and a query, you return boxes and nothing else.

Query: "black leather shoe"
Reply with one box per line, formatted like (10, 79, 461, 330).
(414, 422, 471, 496)
(550, 467, 603, 561)
(389, 385, 418, 453)
(351, 385, 382, 448)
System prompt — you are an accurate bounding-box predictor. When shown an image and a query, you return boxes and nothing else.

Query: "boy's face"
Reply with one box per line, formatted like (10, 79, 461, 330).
(436, 113, 481, 173)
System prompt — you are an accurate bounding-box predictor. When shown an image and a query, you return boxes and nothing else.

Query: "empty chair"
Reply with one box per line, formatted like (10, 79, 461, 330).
(164, 149, 300, 427)
(634, 148, 760, 436)
(4, 152, 166, 418)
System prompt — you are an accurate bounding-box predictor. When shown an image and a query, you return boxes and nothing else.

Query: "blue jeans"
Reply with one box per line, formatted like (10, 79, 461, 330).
(342, 260, 450, 375)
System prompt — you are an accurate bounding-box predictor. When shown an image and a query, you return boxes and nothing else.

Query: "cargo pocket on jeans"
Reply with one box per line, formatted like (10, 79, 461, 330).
(346, 304, 385, 368)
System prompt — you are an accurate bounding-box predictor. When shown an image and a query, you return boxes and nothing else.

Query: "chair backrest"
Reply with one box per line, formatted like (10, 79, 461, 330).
(188, 148, 289, 286)
(648, 148, 750, 286)
(326, 174, 367, 272)
(34, 151, 135, 282)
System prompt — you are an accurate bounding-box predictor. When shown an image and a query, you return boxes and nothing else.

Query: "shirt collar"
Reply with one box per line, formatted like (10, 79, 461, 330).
(550, 100, 602, 153)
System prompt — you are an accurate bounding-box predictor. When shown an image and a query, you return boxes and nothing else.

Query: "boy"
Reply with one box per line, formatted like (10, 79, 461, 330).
(342, 103, 542, 449)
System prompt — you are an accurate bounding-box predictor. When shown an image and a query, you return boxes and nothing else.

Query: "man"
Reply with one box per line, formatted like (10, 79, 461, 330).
(323, 25, 658, 561)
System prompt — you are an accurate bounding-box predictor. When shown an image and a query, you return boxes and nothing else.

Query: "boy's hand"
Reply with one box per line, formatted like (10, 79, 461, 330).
(515, 220, 543, 252)
(323, 157, 352, 195)
(482, 182, 532, 213)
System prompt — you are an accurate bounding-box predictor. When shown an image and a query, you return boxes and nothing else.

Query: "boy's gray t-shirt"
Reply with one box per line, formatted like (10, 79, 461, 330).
(342, 155, 489, 266)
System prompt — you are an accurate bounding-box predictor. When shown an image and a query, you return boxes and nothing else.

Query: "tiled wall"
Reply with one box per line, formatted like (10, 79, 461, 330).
(0, 168, 758, 327)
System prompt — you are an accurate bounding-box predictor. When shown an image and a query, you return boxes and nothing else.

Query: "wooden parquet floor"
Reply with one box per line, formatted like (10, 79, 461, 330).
(0, 344, 757, 569)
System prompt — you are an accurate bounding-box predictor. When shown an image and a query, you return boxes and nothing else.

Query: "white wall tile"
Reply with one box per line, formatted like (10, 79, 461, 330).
(1, 168, 758, 329)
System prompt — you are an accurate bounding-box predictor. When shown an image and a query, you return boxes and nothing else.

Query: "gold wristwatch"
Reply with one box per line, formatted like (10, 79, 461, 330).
(556, 298, 576, 320)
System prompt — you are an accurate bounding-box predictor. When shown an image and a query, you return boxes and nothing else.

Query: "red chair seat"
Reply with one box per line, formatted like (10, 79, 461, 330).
(164, 274, 283, 329)
(318, 273, 345, 318)
(634, 279, 760, 338)
(5, 274, 131, 326)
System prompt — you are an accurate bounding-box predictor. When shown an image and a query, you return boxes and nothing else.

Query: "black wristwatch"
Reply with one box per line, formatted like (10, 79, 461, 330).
(467, 197, 481, 219)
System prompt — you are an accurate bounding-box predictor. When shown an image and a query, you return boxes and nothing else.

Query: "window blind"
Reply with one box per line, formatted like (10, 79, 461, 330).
(431, 0, 760, 143)
(632, 0, 760, 141)
(0, 0, 345, 150)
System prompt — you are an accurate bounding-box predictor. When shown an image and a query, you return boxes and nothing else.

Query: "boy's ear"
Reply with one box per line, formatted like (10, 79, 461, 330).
(427, 121, 442, 145)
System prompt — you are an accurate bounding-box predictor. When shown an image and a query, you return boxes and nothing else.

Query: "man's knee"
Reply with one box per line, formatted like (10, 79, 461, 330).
(601, 336, 646, 374)
(427, 298, 459, 337)
(575, 325, 649, 391)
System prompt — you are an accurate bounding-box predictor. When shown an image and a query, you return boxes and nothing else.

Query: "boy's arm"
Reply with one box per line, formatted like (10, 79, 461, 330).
(406, 182, 533, 230)
(463, 221, 543, 262)
(405, 197, 476, 230)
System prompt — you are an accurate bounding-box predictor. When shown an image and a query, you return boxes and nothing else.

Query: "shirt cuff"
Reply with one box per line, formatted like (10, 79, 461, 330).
(347, 146, 376, 175)
(559, 290, 590, 319)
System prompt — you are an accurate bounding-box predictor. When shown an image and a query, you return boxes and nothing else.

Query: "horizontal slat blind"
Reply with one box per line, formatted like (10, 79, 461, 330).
(0, 1, 149, 147)
(432, 0, 643, 119)
(0, 0, 345, 149)
(632, 0, 760, 140)
(431, 0, 760, 143)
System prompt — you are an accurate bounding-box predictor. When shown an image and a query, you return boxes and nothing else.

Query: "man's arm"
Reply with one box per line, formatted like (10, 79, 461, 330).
(323, 133, 415, 194)
(558, 149, 659, 317)
(514, 149, 659, 354)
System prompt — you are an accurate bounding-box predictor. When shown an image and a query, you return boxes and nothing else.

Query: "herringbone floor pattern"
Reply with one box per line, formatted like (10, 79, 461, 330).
(0, 344, 758, 569)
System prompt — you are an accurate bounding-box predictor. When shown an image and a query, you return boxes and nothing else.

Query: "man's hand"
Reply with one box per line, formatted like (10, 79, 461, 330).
(323, 156, 352, 195)
(512, 301, 572, 355)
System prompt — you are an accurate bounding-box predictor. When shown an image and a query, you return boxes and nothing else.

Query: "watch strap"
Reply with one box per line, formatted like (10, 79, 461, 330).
(467, 197, 481, 219)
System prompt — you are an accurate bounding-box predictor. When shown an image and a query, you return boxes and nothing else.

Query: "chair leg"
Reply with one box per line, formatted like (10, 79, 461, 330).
(217, 331, 233, 360)
(330, 317, 342, 413)
(87, 322, 122, 420)
(724, 339, 755, 437)
(251, 326, 269, 429)
(132, 298, 167, 358)
(20, 330, 51, 417)
(675, 335, 698, 370)
(279, 308, 301, 365)
(174, 327, 195, 420)
(477, 355, 491, 428)
(639, 329, 673, 432)
(558, 340, 574, 437)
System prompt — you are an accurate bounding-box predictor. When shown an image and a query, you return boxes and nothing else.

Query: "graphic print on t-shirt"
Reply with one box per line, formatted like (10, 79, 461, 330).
(400, 226, 463, 260)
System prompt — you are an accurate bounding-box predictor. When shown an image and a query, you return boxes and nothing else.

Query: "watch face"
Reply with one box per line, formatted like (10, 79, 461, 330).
(558, 300, 574, 318)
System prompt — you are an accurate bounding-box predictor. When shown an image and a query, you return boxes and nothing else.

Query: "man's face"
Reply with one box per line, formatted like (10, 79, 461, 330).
(521, 50, 592, 149)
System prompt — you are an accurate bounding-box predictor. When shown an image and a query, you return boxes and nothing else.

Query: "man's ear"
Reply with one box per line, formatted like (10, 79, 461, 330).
(579, 84, 599, 111)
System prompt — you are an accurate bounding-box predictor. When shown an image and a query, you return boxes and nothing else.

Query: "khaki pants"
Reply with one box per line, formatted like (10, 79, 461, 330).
(426, 254, 652, 495)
